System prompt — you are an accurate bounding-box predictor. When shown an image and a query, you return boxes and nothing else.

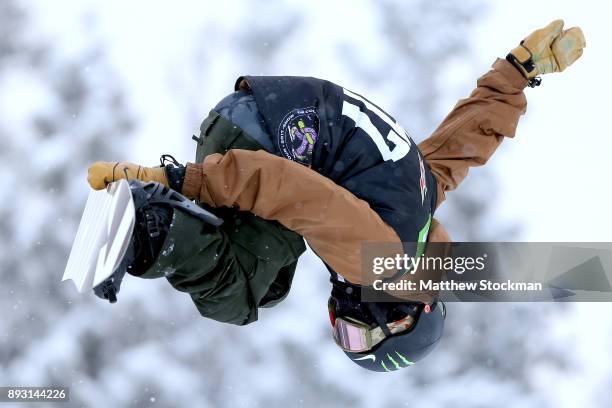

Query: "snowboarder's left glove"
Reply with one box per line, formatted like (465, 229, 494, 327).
(87, 161, 169, 190)
(507, 19, 585, 87)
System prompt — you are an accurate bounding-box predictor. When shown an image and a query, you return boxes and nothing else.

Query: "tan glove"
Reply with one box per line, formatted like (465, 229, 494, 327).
(87, 161, 168, 190)
(508, 19, 585, 85)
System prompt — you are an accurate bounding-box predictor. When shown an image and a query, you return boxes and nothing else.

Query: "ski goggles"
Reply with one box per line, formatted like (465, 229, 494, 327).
(329, 311, 416, 353)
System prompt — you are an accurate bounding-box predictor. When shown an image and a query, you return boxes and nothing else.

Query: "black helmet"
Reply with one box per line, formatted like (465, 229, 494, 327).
(328, 279, 445, 372)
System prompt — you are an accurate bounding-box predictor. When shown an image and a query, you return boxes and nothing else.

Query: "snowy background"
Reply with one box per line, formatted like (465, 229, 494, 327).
(1, 0, 611, 407)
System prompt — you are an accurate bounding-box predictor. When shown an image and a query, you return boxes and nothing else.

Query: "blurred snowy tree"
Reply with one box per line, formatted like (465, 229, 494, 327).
(0, 0, 136, 405)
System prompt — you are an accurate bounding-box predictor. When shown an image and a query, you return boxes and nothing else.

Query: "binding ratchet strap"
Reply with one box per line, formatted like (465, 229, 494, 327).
(159, 154, 181, 168)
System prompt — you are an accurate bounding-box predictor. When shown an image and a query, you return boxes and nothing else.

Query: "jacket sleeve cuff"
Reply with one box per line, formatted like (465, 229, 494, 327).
(182, 163, 204, 200)
(492, 57, 529, 90)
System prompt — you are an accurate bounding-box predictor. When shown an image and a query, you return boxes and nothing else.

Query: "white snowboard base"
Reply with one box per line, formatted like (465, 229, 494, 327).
(62, 180, 135, 293)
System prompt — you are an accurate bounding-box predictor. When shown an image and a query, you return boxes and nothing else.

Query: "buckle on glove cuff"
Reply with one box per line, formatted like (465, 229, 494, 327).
(506, 47, 541, 88)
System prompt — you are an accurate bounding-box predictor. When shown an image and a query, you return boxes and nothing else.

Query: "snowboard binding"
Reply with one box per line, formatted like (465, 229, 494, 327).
(93, 179, 223, 303)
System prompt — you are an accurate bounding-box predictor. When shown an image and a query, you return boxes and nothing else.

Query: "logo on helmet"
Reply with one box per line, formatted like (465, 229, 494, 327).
(353, 354, 376, 362)
(380, 351, 414, 372)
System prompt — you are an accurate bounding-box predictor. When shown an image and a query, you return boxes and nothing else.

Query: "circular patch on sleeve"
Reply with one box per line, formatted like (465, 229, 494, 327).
(278, 107, 320, 165)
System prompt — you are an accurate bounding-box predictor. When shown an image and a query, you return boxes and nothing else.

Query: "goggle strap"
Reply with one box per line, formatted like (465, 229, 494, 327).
(369, 326, 386, 348)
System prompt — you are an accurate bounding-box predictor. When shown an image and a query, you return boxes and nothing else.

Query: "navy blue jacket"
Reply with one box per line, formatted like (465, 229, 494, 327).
(232, 76, 437, 246)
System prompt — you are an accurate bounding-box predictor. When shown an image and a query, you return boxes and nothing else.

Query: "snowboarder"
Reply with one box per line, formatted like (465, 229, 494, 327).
(86, 20, 585, 371)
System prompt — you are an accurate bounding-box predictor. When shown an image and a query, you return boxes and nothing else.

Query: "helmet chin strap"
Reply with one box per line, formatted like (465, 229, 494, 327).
(367, 301, 423, 338)
(365, 302, 393, 337)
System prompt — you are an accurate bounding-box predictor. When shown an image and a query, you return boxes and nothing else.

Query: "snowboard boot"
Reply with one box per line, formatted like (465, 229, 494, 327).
(94, 178, 223, 303)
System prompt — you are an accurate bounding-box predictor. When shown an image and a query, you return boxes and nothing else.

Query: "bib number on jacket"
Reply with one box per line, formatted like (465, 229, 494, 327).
(341, 88, 411, 162)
